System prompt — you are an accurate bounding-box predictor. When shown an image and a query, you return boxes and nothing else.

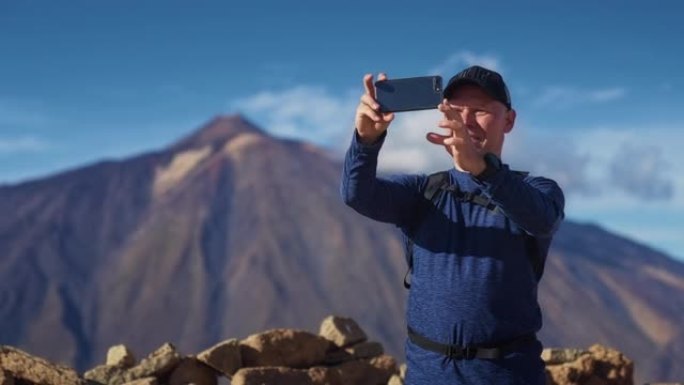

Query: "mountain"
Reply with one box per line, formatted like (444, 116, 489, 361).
(0, 115, 682, 383)
(539, 221, 684, 382)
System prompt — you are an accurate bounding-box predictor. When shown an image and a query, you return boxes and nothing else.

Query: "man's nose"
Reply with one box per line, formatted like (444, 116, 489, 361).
(460, 108, 477, 127)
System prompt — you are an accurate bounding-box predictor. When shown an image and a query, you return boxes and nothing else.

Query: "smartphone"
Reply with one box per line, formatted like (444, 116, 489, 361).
(374, 76, 443, 113)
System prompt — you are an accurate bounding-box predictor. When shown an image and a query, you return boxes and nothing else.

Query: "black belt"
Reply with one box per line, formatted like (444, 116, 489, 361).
(407, 326, 537, 360)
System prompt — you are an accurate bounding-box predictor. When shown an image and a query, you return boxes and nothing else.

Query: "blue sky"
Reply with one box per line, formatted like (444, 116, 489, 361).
(2, 1, 683, 260)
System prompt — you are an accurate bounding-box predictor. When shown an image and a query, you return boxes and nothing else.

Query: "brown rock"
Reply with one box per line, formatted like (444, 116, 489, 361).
(307, 366, 338, 384)
(0, 345, 85, 385)
(388, 374, 404, 385)
(588, 344, 634, 385)
(168, 357, 217, 385)
(542, 348, 588, 365)
(84, 364, 126, 385)
(240, 329, 333, 368)
(107, 345, 137, 368)
(545, 344, 633, 385)
(196, 338, 241, 377)
(232, 354, 397, 385)
(333, 354, 398, 385)
(231, 367, 312, 385)
(0, 370, 14, 385)
(344, 341, 383, 359)
(319, 316, 367, 348)
(323, 348, 354, 365)
(122, 378, 158, 385)
(546, 354, 597, 385)
(122, 343, 182, 383)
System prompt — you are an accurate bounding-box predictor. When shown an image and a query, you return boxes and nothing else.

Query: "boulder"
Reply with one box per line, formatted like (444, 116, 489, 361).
(107, 345, 137, 368)
(323, 348, 354, 365)
(123, 343, 182, 382)
(333, 354, 398, 385)
(0, 370, 14, 385)
(122, 378, 158, 385)
(232, 355, 398, 385)
(387, 374, 404, 385)
(231, 367, 312, 385)
(196, 338, 241, 377)
(542, 348, 588, 365)
(345, 341, 383, 359)
(0, 345, 85, 385)
(167, 357, 217, 385)
(319, 316, 367, 348)
(84, 364, 126, 385)
(240, 329, 333, 368)
(545, 344, 633, 385)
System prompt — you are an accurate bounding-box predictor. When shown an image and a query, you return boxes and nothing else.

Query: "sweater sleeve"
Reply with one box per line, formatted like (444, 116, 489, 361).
(474, 165, 565, 238)
(340, 131, 422, 226)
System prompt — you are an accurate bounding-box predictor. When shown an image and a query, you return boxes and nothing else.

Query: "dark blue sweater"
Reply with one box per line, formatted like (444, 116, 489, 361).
(341, 132, 565, 385)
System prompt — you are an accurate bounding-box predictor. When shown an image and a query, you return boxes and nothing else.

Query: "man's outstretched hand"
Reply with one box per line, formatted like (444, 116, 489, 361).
(426, 99, 486, 175)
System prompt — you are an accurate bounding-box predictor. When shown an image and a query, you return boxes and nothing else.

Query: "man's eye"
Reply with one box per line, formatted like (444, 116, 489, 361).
(474, 110, 490, 117)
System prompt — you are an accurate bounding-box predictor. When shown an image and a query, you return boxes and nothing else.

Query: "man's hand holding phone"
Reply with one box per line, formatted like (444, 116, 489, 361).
(355, 73, 395, 145)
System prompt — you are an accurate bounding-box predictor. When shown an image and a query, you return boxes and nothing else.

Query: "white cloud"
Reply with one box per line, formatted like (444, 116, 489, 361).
(230, 85, 357, 150)
(377, 109, 452, 174)
(504, 125, 598, 196)
(429, 51, 502, 78)
(532, 86, 627, 108)
(609, 142, 674, 200)
(0, 137, 50, 154)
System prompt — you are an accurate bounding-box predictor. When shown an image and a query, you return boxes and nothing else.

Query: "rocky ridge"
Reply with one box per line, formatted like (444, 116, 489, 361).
(0, 315, 648, 385)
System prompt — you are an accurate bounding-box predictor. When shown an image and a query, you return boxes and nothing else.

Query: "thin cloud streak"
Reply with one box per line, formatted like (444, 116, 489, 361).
(532, 86, 627, 108)
(0, 137, 50, 154)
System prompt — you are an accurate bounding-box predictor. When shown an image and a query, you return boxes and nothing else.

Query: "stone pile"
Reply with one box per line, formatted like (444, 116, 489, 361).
(543, 344, 634, 385)
(1, 315, 655, 385)
(0, 315, 402, 385)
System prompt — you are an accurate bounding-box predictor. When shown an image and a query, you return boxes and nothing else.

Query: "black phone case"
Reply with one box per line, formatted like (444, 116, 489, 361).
(375, 76, 443, 113)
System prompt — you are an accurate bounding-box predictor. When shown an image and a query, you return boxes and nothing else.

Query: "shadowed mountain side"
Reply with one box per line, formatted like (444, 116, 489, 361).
(0, 115, 683, 384)
(0, 115, 408, 372)
(540, 221, 684, 383)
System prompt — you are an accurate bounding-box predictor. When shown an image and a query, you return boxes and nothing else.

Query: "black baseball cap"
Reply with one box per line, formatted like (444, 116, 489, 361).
(443, 65, 512, 109)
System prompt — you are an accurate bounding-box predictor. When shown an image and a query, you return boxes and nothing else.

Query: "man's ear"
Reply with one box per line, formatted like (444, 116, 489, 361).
(504, 108, 516, 133)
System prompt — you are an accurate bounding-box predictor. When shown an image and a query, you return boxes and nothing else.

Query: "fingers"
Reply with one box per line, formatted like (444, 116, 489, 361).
(357, 103, 382, 122)
(425, 132, 456, 157)
(438, 119, 466, 135)
(363, 72, 389, 100)
(360, 94, 380, 111)
(426, 132, 449, 145)
(438, 99, 449, 113)
(363, 74, 375, 100)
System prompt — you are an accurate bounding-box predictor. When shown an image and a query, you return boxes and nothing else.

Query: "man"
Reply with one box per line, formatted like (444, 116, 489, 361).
(341, 65, 565, 385)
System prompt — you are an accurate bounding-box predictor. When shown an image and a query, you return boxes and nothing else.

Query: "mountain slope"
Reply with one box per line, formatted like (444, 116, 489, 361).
(0, 115, 682, 383)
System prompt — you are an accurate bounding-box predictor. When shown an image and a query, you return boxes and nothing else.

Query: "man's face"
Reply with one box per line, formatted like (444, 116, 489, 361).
(445, 84, 516, 157)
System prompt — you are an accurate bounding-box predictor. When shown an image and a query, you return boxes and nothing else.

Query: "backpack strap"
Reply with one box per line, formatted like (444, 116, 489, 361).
(403, 170, 544, 289)
(404, 171, 449, 289)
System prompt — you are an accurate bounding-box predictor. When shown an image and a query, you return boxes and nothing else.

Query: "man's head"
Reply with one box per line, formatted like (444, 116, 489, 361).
(442, 65, 516, 157)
